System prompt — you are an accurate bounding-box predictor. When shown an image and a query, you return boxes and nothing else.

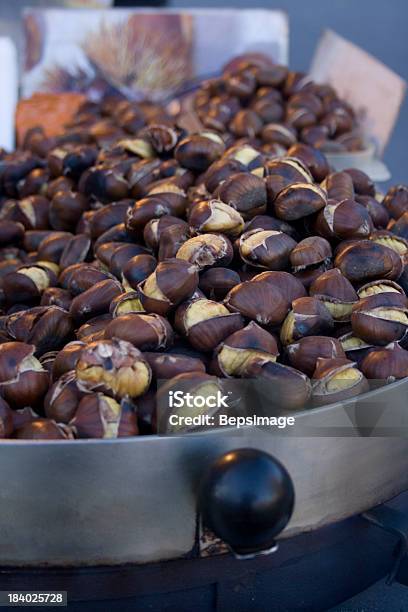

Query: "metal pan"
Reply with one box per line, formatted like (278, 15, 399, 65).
(0, 379, 407, 567)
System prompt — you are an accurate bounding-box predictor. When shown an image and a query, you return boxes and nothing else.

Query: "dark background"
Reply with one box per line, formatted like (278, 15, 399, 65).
(167, 0, 408, 186)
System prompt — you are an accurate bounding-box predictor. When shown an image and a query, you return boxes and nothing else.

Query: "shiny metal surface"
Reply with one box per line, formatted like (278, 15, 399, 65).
(0, 380, 408, 567)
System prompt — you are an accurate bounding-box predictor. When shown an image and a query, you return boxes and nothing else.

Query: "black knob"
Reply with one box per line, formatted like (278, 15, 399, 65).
(198, 448, 295, 558)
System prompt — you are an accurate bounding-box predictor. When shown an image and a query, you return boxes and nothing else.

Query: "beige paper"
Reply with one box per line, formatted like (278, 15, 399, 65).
(310, 29, 406, 155)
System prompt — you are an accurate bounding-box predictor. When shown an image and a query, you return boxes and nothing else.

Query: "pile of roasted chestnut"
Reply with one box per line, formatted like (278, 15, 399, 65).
(192, 56, 364, 153)
(0, 55, 407, 440)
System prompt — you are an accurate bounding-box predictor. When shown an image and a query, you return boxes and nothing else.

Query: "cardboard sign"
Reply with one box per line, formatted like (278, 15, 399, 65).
(310, 29, 406, 155)
(22, 9, 288, 102)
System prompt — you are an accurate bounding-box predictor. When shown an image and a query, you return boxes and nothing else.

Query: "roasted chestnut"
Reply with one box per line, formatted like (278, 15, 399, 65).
(351, 292, 408, 346)
(15, 419, 73, 440)
(334, 241, 403, 284)
(108, 243, 150, 279)
(357, 279, 405, 299)
(309, 268, 358, 322)
(70, 278, 122, 321)
(199, 267, 241, 300)
(143, 216, 188, 250)
(0, 342, 49, 408)
(49, 191, 88, 231)
(265, 157, 312, 203)
(6, 305, 73, 356)
(286, 335, 346, 377)
(203, 158, 247, 193)
(175, 132, 225, 172)
(239, 229, 297, 270)
(356, 195, 390, 230)
(176, 234, 233, 269)
(361, 342, 408, 380)
(230, 109, 263, 138)
(212, 322, 279, 377)
(225, 280, 289, 326)
(343, 168, 375, 196)
(189, 200, 244, 238)
(59, 234, 91, 270)
(143, 352, 206, 380)
(175, 298, 244, 352)
(52, 341, 86, 380)
(139, 259, 199, 315)
(104, 313, 173, 351)
(338, 332, 374, 366)
(44, 370, 83, 423)
(274, 183, 327, 221)
(3, 263, 56, 303)
(286, 143, 330, 182)
(70, 394, 138, 438)
(315, 199, 372, 241)
(109, 291, 145, 317)
(122, 254, 157, 291)
(242, 359, 312, 411)
(126, 194, 186, 234)
(312, 358, 368, 406)
(290, 236, 331, 272)
(370, 231, 408, 259)
(383, 185, 408, 220)
(391, 211, 408, 241)
(280, 297, 334, 345)
(261, 123, 297, 148)
(321, 172, 354, 202)
(251, 271, 306, 304)
(76, 338, 151, 398)
(217, 173, 267, 219)
(63, 264, 113, 296)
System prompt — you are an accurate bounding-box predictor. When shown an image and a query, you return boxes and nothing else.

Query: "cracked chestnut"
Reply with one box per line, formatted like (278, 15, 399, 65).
(361, 342, 408, 381)
(189, 200, 245, 238)
(0, 342, 49, 408)
(239, 229, 297, 270)
(274, 183, 327, 221)
(225, 280, 289, 326)
(334, 241, 403, 284)
(176, 234, 233, 269)
(243, 359, 312, 411)
(312, 358, 368, 406)
(104, 313, 173, 351)
(212, 321, 279, 377)
(280, 297, 334, 345)
(139, 259, 198, 315)
(286, 335, 346, 378)
(309, 268, 358, 322)
(217, 173, 267, 219)
(76, 338, 151, 398)
(70, 394, 138, 438)
(351, 292, 408, 346)
(175, 298, 244, 352)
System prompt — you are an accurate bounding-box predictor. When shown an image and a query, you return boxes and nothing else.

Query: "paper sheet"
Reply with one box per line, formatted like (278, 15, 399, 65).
(310, 29, 406, 155)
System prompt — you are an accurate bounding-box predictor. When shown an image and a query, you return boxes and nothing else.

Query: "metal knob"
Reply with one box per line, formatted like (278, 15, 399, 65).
(198, 448, 295, 558)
